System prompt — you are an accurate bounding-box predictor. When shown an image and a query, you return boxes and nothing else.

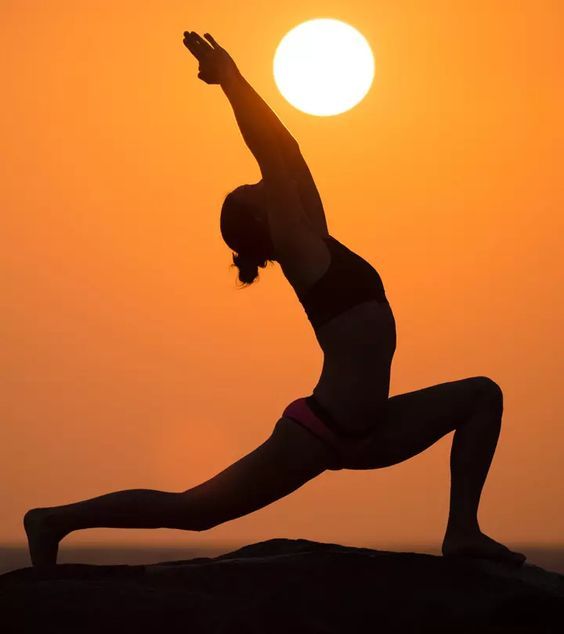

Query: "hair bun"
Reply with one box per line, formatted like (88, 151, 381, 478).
(232, 251, 266, 286)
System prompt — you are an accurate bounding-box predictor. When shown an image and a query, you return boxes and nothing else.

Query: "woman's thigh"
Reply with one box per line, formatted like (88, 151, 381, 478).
(184, 415, 333, 529)
(347, 376, 488, 470)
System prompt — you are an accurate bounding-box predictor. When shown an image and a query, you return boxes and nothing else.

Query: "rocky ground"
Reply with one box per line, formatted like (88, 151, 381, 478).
(1, 538, 563, 633)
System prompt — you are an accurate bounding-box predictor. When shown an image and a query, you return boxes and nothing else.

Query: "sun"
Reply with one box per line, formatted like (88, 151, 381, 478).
(273, 19, 375, 117)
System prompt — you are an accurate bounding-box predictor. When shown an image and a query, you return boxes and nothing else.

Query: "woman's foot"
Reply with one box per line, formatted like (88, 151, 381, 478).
(24, 508, 67, 568)
(442, 527, 526, 566)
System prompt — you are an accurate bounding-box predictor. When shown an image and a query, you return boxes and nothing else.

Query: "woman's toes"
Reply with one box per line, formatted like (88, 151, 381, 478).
(442, 531, 527, 566)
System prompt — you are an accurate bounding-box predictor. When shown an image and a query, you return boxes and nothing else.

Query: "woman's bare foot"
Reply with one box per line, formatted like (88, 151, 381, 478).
(24, 508, 67, 568)
(442, 528, 526, 566)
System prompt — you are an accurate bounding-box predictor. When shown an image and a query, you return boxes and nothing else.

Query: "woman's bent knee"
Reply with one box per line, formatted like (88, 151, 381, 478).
(469, 376, 503, 414)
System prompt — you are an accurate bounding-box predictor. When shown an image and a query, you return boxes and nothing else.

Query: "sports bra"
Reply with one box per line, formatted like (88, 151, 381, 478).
(296, 236, 388, 330)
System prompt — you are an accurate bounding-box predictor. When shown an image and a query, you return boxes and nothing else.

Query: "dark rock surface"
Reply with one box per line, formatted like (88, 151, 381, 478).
(1, 538, 563, 633)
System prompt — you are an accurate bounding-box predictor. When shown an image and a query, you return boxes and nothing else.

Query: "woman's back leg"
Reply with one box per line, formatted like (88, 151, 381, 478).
(25, 415, 334, 567)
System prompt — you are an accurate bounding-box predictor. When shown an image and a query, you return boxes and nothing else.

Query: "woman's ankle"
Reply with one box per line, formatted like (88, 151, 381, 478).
(444, 517, 480, 537)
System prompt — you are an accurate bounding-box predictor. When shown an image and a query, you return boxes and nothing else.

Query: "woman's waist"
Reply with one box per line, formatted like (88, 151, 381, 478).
(311, 382, 390, 432)
(315, 362, 391, 393)
(314, 301, 396, 348)
(316, 329, 397, 369)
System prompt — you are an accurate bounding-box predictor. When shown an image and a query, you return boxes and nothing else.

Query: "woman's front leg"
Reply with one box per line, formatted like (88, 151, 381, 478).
(24, 415, 333, 567)
(357, 376, 526, 565)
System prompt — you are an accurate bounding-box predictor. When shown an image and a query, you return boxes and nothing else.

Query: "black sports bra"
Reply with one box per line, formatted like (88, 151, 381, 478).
(297, 236, 388, 330)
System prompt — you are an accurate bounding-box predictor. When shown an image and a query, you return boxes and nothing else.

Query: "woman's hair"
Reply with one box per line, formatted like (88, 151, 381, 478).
(220, 185, 275, 286)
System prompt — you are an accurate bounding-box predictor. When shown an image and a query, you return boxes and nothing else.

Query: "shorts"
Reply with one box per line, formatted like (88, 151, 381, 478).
(282, 395, 377, 470)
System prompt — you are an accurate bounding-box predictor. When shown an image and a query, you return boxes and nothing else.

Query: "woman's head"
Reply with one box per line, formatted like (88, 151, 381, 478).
(220, 182, 275, 286)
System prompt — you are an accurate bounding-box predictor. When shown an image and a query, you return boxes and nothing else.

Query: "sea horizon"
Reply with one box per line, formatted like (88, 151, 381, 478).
(2, 541, 564, 576)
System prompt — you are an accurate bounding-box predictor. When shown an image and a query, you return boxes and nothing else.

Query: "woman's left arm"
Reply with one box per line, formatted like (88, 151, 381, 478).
(183, 31, 328, 233)
(183, 32, 296, 169)
(221, 68, 328, 234)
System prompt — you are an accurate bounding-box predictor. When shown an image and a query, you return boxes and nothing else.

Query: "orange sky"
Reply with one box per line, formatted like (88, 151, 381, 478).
(1, 1, 562, 549)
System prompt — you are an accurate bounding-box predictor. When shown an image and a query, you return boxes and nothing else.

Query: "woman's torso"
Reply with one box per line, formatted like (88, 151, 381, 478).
(281, 233, 397, 432)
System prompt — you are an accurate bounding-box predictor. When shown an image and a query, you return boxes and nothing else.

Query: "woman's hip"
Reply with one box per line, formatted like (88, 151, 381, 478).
(280, 394, 388, 471)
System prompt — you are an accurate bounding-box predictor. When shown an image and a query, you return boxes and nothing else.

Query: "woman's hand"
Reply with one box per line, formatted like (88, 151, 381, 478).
(182, 31, 239, 85)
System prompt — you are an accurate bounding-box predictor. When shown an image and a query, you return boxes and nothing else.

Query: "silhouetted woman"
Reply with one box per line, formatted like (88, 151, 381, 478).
(24, 31, 526, 567)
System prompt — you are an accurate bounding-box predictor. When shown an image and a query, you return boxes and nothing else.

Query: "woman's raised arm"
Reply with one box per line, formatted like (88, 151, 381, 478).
(183, 32, 296, 170)
(182, 31, 328, 234)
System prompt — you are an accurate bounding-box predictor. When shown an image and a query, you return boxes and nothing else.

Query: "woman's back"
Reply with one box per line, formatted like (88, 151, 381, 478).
(279, 232, 397, 432)
(296, 235, 389, 330)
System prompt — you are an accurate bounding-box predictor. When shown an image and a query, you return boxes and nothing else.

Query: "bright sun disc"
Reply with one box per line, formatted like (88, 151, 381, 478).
(273, 19, 375, 117)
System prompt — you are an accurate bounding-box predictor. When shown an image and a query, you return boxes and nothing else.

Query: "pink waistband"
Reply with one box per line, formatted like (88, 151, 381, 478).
(283, 397, 343, 450)
(282, 397, 375, 469)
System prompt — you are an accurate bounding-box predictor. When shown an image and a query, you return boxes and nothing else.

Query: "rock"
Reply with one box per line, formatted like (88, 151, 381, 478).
(0, 538, 562, 633)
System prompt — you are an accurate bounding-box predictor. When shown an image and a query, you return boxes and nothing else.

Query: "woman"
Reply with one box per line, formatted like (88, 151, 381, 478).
(24, 31, 526, 568)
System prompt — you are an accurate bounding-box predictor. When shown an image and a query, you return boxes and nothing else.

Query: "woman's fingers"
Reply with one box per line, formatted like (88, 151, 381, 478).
(189, 31, 215, 53)
(203, 33, 221, 49)
(182, 32, 201, 57)
(183, 37, 201, 59)
(182, 31, 213, 59)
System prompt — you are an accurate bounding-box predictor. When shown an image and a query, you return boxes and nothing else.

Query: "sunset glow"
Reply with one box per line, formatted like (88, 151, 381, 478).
(0, 1, 562, 550)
